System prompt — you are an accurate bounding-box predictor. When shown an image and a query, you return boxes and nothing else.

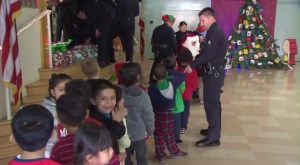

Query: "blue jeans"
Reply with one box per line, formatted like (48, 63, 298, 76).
(172, 113, 181, 140)
(181, 100, 191, 129)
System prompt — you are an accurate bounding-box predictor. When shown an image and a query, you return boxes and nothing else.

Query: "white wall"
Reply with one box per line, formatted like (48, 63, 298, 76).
(143, 0, 211, 57)
(16, 7, 42, 96)
(274, 0, 300, 61)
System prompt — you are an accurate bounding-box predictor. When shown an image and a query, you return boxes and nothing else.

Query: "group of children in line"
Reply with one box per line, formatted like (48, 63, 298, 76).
(9, 42, 200, 165)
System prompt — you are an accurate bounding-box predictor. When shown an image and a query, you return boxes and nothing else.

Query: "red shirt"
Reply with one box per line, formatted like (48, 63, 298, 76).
(57, 117, 102, 139)
(50, 134, 75, 165)
(9, 157, 60, 165)
(177, 66, 199, 100)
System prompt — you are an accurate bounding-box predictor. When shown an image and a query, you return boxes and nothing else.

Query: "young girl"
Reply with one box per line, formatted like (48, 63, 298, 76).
(42, 73, 72, 128)
(74, 122, 114, 165)
(42, 73, 72, 158)
(88, 79, 128, 165)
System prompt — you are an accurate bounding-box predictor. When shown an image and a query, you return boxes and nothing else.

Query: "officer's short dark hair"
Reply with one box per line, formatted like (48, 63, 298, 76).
(153, 64, 167, 81)
(56, 93, 89, 127)
(198, 7, 215, 17)
(163, 56, 176, 70)
(12, 104, 54, 152)
(119, 62, 141, 86)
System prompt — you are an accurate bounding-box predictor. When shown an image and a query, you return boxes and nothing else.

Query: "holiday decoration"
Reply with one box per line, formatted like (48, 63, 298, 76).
(226, 0, 285, 69)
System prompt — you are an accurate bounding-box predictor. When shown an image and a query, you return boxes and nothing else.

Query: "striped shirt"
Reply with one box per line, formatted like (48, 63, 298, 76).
(50, 134, 75, 165)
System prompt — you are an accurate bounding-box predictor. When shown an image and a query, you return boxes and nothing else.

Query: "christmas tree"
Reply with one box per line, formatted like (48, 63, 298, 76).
(226, 0, 284, 69)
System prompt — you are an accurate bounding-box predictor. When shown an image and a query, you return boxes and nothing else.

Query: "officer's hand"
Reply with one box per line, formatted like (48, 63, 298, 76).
(77, 11, 87, 20)
(95, 29, 101, 38)
(185, 65, 192, 73)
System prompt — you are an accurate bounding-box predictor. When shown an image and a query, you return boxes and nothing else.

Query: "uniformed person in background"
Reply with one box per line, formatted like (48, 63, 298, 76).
(115, 0, 139, 62)
(56, 0, 74, 42)
(149, 14, 177, 84)
(185, 7, 226, 147)
(85, 0, 117, 68)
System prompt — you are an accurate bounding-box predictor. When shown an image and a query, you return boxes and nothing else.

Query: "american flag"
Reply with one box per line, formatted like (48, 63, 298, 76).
(0, 0, 22, 109)
(139, 2, 145, 56)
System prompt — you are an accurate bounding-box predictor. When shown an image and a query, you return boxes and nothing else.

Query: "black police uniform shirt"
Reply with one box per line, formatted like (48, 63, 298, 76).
(151, 23, 177, 54)
(190, 22, 226, 68)
(175, 30, 192, 44)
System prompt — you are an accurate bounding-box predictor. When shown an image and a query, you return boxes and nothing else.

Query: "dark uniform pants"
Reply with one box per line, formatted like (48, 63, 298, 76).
(202, 68, 225, 140)
(56, 7, 72, 42)
(119, 19, 135, 62)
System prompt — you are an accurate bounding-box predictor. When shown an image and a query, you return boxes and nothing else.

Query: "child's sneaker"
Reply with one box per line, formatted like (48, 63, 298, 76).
(154, 157, 165, 164)
(170, 151, 188, 159)
(180, 128, 186, 134)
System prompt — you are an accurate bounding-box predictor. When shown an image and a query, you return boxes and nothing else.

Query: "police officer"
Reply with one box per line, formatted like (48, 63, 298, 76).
(85, 0, 117, 68)
(185, 7, 226, 147)
(115, 0, 139, 62)
(56, 0, 73, 42)
(149, 14, 177, 84)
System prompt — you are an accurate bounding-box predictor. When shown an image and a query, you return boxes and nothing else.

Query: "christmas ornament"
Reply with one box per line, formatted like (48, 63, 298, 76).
(245, 25, 249, 29)
(268, 61, 274, 65)
(247, 31, 251, 36)
(242, 10, 245, 14)
(254, 54, 259, 59)
(258, 62, 263, 66)
(250, 59, 255, 64)
(259, 25, 264, 29)
(243, 49, 249, 54)
(249, 49, 254, 53)
(246, 37, 251, 42)
(238, 50, 243, 55)
(257, 18, 262, 24)
(258, 52, 262, 57)
(239, 56, 245, 61)
(250, 24, 255, 29)
(237, 30, 241, 34)
(246, 10, 250, 16)
(248, 6, 254, 13)
(239, 23, 243, 29)
(263, 52, 268, 57)
(252, 16, 257, 22)
(228, 35, 232, 40)
(252, 42, 255, 48)
(237, 40, 242, 45)
(274, 57, 280, 63)
(258, 35, 264, 40)
(231, 40, 236, 44)
(243, 20, 249, 26)
(252, 0, 257, 4)
(255, 44, 261, 48)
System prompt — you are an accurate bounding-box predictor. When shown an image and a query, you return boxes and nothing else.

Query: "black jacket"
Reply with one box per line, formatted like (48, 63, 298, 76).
(151, 23, 177, 55)
(190, 22, 227, 68)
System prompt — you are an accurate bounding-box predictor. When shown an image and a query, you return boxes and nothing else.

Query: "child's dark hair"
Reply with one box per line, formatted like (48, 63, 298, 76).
(163, 56, 176, 70)
(56, 93, 89, 126)
(65, 79, 92, 99)
(11, 104, 54, 152)
(88, 79, 116, 99)
(119, 62, 141, 86)
(115, 85, 123, 105)
(74, 122, 112, 165)
(153, 64, 167, 81)
(179, 21, 187, 27)
(177, 49, 193, 67)
(48, 73, 72, 97)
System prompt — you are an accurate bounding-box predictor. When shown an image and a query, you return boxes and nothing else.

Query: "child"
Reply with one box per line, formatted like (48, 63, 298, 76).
(57, 79, 102, 138)
(8, 104, 60, 165)
(89, 79, 128, 165)
(163, 56, 185, 144)
(42, 73, 72, 158)
(74, 122, 114, 165)
(81, 57, 101, 79)
(148, 64, 188, 164)
(50, 93, 90, 164)
(118, 62, 155, 165)
(42, 73, 72, 128)
(115, 86, 131, 164)
(177, 49, 199, 133)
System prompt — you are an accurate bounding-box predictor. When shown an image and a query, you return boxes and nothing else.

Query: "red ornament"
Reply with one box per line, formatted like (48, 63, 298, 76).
(246, 36, 251, 42)
(248, 45, 252, 49)
(265, 41, 270, 46)
(257, 18, 262, 24)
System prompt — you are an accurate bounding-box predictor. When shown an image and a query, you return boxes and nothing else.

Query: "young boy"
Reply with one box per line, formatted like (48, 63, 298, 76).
(148, 64, 188, 164)
(8, 104, 60, 165)
(177, 49, 199, 133)
(81, 57, 101, 79)
(50, 93, 90, 164)
(119, 62, 155, 165)
(163, 56, 185, 144)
